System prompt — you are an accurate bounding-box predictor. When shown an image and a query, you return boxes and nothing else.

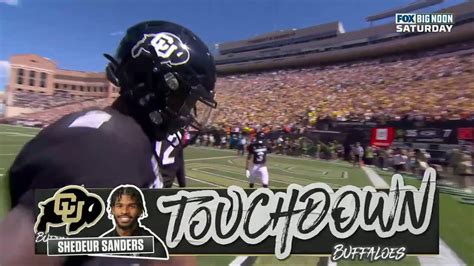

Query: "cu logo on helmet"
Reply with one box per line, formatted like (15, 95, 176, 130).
(131, 32, 190, 66)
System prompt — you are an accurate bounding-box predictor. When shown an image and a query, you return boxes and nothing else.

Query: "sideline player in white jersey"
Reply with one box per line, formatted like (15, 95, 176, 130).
(245, 132, 270, 188)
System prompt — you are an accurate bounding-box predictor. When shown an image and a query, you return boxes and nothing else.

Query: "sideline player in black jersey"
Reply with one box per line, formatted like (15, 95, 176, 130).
(245, 132, 270, 188)
(0, 21, 217, 266)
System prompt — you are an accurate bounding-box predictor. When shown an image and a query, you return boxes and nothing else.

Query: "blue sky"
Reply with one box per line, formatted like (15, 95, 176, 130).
(0, 0, 466, 91)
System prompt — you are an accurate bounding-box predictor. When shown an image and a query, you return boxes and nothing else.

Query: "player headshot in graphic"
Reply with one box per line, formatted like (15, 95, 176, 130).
(101, 185, 168, 259)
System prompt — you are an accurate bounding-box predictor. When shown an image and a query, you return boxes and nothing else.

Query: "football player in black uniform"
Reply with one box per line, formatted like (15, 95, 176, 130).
(246, 132, 270, 188)
(0, 21, 217, 266)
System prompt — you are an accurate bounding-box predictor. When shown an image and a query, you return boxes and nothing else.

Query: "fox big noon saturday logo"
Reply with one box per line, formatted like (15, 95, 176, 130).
(396, 13, 454, 33)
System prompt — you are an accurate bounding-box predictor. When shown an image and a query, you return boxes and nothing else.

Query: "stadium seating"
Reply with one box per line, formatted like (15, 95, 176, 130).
(213, 51, 474, 130)
(3, 45, 474, 133)
(3, 98, 114, 126)
(12, 90, 97, 109)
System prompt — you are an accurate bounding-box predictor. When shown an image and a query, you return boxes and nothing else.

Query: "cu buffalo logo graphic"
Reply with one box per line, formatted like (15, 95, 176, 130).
(34, 185, 105, 236)
(131, 32, 190, 66)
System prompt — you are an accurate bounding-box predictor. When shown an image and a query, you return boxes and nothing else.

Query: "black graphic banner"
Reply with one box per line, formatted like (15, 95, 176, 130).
(34, 171, 439, 259)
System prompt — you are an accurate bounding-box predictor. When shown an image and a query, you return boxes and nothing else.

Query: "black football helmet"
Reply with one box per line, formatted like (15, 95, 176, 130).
(104, 20, 217, 140)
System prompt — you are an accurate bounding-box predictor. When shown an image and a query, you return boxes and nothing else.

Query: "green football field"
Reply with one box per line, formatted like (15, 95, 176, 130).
(0, 124, 472, 266)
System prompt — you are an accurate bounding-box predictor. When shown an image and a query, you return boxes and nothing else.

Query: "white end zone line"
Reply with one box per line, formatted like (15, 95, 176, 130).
(361, 166, 466, 266)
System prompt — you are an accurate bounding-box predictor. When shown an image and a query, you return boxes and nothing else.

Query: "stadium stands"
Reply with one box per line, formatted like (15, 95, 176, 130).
(218, 21, 344, 55)
(11, 90, 97, 109)
(215, 1, 474, 74)
(3, 44, 473, 132)
(213, 49, 474, 130)
(1, 98, 114, 127)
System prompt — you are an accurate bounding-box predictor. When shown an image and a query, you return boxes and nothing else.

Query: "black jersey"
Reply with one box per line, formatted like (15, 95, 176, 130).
(8, 107, 163, 212)
(248, 142, 268, 165)
(154, 131, 185, 187)
(154, 131, 184, 168)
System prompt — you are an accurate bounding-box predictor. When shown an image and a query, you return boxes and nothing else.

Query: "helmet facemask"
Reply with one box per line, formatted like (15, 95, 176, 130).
(105, 53, 217, 142)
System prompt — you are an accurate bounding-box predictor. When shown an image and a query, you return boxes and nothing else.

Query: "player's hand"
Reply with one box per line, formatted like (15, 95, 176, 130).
(246, 170, 250, 178)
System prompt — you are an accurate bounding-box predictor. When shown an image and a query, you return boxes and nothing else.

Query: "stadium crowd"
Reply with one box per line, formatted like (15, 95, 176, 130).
(213, 51, 474, 132)
(3, 50, 473, 131)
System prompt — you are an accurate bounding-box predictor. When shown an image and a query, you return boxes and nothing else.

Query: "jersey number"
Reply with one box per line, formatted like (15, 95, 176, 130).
(256, 151, 264, 162)
(155, 141, 175, 165)
(155, 132, 182, 165)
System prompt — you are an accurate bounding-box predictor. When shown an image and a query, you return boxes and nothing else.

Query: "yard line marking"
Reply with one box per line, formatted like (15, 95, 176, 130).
(361, 166, 389, 188)
(0, 124, 42, 130)
(185, 156, 237, 162)
(187, 163, 343, 188)
(418, 239, 466, 266)
(185, 176, 220, 187)
(190, 168, 250, 185)
(229, 256, 249, 266)
(362, 167, 466, 266)
(328, 258, 338, 266)
(0, 132, 36, 137)
(0, 154, 17, 156)
(0, 144, 27, 146)
(191, 167, 290, 186)
(229, 256, 258, 266)
(189, 146, 353, 167)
